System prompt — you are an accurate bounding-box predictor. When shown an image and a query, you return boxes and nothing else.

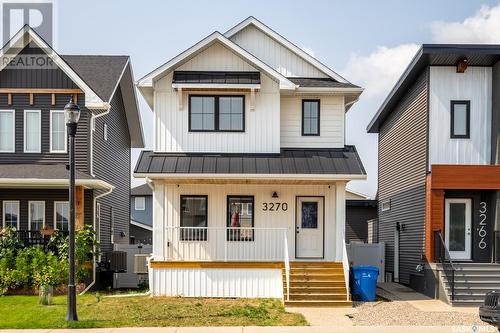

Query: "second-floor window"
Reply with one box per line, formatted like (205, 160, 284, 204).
(189, 95, 244, 132)
(450, 100, 470, 139)
(302, 100, 320, 136)
(24, 110, 41, 153)
(50, 110, 67, 153)
(0, 110, 15, 152)
(134, 197, 145, 211)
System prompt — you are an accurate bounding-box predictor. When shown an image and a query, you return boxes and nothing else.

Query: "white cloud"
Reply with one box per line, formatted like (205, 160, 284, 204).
(301, 46, 315, 57)
(431, 3, 500, 43)
(342, 44, 419, 98)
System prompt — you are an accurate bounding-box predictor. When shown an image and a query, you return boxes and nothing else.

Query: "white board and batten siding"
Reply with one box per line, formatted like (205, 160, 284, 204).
(152, 183, 344, 261)
(154, 42, 281, 153)
(280, 95, 345, 148)
(428, 66, 492, 166)
(149, 268, 283, 298)
(151, 183, 347, 298)
(229, 24, 328, 78)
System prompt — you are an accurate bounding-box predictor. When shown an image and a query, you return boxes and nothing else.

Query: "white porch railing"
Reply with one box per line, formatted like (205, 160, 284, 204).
(165, 226, 290, 300)
(342, 236, 350, 301)
(165, 227, 288, 261)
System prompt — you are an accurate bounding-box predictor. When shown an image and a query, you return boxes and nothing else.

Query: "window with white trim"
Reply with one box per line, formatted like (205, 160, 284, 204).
(381, 199, 391, 212)
(50, 110, 67, 153)
(134, 197, 145, 211)
(3, 201, 19, 229)
(24, 110, 41, 153)
(29, 201, 45, 231)
(54, 201, 69, 231)
(0, 110, 15, 152)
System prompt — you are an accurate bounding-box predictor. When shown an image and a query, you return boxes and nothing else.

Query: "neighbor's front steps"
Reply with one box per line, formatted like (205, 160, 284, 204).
(437, 262, 500, 306)
(283, 262, 351, 307)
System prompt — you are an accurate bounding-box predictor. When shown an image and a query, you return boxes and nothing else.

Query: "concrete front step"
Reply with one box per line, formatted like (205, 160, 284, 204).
(284, 300, 352, 307)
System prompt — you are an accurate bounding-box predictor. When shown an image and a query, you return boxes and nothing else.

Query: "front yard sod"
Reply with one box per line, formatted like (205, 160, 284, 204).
(0, 294, 307, 328)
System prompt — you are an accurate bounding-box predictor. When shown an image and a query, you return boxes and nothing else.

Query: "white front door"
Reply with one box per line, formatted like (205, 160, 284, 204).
(445, 198, 472, 260)
(296, 197, 324, 258)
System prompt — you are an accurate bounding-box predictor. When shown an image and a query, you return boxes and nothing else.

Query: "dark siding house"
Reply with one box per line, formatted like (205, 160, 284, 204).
(346, 198, 378, 243)
(368, 44, 500, 305)
(0, 26, 144, 285)
(130, 183, 152, 245)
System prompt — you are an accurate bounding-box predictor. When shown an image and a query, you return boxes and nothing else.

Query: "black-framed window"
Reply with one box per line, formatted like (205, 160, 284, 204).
(302, 100, 320, 136)
(189, 95, 244, 132)
(450, 100, 470, 139)
(180, 195, 208, 241)
(227, 196, 254, 241)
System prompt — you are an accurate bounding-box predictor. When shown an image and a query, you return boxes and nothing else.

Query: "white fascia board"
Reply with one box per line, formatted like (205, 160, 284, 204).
(295, 87, 364, 94)
(131, 220, 153, 231)
(172, 83, 261, 90)
(0, 178, 115, 190)
(224, 17, 350, 84)
(0, 26, 106, 109)
(136, 32, 297, 91)
(134, 173, 367, 181)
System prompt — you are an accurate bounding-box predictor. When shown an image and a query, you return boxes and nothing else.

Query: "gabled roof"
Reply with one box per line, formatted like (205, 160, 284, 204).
(0, 26, 144, 147)
(224, 16, 349, 84)
(131, 183, 152, 196)
(136, 31, 297, 91)
(367, 44, 500, 133)
(0, 25, 105, 109)
(61, 55, 129, 102)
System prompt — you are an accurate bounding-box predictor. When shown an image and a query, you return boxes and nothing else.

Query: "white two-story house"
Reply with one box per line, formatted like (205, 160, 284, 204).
(135, 17, 365, 306)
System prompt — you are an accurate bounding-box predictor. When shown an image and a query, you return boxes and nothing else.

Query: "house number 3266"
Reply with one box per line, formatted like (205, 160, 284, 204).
(478, 201, 487, 250)
(262, 202, 288, 211)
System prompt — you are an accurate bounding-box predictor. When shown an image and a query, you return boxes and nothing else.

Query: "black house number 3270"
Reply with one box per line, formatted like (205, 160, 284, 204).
(262, 202, 288, 211)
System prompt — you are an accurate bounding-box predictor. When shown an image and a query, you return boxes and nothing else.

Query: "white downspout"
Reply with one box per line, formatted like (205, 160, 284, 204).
(90, 105, 111, 177)
(80, 185, 114, 295)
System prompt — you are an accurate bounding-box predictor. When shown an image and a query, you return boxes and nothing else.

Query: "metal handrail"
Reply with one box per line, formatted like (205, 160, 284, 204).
(494, 231, 500, 264)
(434, 231, 456, 301)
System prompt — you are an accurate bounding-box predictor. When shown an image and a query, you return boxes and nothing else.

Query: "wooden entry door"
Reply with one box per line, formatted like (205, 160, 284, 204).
(445, 198, 472, 260)
(296, 197, 324, 258)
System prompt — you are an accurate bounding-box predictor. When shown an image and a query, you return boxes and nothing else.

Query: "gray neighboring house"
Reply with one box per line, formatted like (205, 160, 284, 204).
(130, 184, 152, 245)
(368, 44, 500, 306)
(0, 26, 144, 285)
(345, 190, 377, 243)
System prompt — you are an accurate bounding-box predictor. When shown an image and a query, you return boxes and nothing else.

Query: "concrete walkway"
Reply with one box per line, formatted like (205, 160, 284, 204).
(377, 282, 478, 313)
(0, 326, 495, 333)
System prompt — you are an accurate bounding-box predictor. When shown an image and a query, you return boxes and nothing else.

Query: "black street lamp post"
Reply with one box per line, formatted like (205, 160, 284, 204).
(65, 100, 80, 322)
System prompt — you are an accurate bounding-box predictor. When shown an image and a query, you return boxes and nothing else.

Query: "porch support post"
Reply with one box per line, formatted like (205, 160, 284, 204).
(75, 186, 84, 230)
(153, 183, 166, 261)
(335, 182, 346, 261)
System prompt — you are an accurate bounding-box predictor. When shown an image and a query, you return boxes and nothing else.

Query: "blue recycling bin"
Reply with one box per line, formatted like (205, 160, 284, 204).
(351, 265, 379, 301)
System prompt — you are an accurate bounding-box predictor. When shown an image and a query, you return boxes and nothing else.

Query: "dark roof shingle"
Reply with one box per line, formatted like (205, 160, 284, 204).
(61, 55, 129, 101)
(288, 77, 360, 89)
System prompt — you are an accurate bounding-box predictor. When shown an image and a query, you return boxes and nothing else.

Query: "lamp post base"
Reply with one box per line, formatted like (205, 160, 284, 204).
(66, 285, 78, 321)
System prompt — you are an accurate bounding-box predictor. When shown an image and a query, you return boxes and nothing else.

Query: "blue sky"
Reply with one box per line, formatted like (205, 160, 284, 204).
(52, 0, 500, 196)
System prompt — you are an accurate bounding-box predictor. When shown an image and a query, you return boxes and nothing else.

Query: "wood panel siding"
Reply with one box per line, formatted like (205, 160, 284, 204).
(378, 69, 428, 284)
(430, 164, 500, 190)
(93, 86, 131, 252)
(428, 67, 492, 166)
(0, 189, 93, 230)
(280, 96, 345, 148)
(229, 24, 328, 78)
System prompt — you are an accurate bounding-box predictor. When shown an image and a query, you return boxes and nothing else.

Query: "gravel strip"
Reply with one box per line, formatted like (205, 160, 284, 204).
(347, 288, 485, 326)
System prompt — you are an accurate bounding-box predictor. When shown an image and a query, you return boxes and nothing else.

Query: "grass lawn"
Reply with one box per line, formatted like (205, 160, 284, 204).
(0, 294, 307, 329)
